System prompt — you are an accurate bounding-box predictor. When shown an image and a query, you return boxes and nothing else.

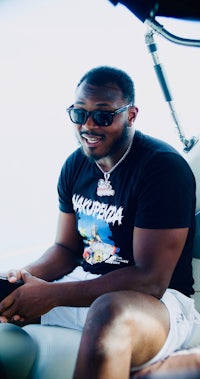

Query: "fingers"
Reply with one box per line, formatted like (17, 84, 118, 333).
(0, 315, 25, 324)
(0, 271, 35, 323)
(12, 314, 25, 322)
(4, 269, 32, 284)
(0, 293, 15, 316)
(0, 298, 21, 322)
(7, 270, 22, 283)
(21, 269, 32, 283)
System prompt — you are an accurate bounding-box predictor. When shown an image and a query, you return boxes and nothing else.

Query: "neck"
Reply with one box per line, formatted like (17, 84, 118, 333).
(96, 133, 134, 174)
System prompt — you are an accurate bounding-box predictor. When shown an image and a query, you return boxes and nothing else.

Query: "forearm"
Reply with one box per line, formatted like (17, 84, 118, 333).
(24, 243, 80, 281)
(51, 265, 166, 308)
(1, 262, 166, 322)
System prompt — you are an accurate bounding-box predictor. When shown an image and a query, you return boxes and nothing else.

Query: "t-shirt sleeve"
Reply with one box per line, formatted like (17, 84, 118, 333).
(134, 153, 196, 229)
(57, 159, 75, 213)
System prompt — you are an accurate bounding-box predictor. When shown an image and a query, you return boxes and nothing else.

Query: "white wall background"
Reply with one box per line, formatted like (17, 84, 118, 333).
(0, 0, 199, 266)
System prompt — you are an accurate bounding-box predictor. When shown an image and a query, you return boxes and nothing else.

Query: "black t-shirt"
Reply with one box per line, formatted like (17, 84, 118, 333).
(58, 131, 196, 296)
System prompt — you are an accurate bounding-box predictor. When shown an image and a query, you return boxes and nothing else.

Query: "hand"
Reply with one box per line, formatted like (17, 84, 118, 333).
(0, 269, 24, 323)
(0, 270, 54, 323)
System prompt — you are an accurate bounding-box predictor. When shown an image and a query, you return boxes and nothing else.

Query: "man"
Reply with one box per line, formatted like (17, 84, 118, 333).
(0, 66, 199, 379)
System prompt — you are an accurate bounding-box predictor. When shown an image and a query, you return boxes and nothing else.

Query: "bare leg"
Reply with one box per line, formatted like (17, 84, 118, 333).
(73, 291, 170, 379)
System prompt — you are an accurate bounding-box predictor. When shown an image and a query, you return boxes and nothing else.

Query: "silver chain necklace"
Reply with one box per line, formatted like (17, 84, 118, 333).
(95, 137, 133, 197)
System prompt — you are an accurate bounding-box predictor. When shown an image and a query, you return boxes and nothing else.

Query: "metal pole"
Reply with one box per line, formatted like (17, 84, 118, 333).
(145, 29, 198, 152)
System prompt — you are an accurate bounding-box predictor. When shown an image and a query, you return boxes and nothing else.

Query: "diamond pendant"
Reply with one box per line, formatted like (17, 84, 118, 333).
(97, 173, 115, 197)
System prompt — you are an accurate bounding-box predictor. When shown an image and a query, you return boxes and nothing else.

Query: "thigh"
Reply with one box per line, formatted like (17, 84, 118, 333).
(86, 290, 170, 368)
(129, 292, 170, 367)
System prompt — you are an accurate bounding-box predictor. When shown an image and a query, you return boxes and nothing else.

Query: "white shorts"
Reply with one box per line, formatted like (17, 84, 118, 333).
(41, 267, 100, 331)
(41, 266, 200, 370)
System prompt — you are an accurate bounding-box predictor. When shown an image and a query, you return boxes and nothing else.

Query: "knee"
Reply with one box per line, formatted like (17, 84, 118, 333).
(86, 291, 153, 338)
(0, 323, 38, 379)
(83, 293, 136, 360)
(87, 292, 134, 330)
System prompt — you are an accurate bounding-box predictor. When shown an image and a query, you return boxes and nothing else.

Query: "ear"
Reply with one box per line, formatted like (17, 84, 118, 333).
(128, 106, 138, 125)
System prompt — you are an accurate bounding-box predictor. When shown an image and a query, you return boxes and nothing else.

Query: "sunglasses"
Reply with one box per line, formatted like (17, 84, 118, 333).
(66, 103, 132, 127)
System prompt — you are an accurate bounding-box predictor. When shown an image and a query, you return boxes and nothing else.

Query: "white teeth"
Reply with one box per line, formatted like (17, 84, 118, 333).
(88, 139, 99, 144)
(88, 138, 98, 142)
(83, 135, 101, 143)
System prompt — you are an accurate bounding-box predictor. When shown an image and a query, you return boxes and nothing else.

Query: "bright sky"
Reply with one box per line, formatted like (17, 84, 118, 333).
(0, 0, 199, 263)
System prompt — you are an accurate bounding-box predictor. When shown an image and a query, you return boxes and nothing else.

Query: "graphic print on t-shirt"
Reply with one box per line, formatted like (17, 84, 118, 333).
(79, 214, 126, 265)
(72, 194, 129, 266)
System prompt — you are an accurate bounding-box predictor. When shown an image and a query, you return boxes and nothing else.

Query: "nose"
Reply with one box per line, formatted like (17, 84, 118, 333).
(82, 114, 98, 130)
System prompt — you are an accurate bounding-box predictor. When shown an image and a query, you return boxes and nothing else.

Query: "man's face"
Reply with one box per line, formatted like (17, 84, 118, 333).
(71, 80, 137, 161)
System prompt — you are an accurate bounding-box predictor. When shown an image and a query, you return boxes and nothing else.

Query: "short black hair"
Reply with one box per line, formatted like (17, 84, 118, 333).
(77, 66, 135, 104)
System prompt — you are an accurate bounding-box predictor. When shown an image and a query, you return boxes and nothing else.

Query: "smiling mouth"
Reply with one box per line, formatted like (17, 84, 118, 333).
(81, 134, 103, 145)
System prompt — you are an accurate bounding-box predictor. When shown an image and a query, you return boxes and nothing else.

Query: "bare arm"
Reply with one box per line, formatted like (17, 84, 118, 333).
(0, 211, 188, 321)
(8, 211, 84, 282)
(52, 226, 188, 306)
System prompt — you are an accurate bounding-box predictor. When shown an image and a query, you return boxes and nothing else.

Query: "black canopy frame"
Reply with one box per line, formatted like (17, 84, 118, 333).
(109, 0, 200, 46)
(108, 0, 200, 151)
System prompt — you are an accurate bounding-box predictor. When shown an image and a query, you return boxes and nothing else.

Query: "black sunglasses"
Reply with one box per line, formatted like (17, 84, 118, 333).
(66, 104, 132, 127)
